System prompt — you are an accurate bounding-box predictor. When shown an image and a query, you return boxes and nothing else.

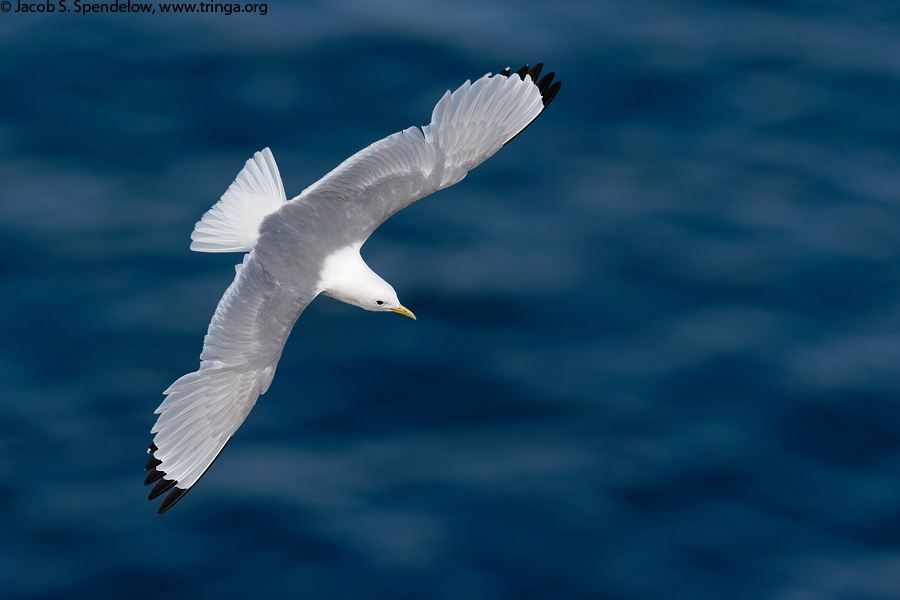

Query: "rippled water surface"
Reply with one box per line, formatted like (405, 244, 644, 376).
(2, 2, 900, 598)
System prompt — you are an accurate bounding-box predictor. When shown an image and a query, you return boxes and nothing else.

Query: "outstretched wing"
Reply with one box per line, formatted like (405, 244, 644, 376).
(145, 251, 316, 514)
(290, 63, 561, 243)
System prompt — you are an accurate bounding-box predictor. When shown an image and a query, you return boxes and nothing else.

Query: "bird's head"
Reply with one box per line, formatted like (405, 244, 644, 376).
(319, 246, 416, 320)
(352, 275, 416, 319)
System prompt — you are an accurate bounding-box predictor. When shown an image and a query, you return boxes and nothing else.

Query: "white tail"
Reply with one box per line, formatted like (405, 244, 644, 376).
(190, 148, 286, 253)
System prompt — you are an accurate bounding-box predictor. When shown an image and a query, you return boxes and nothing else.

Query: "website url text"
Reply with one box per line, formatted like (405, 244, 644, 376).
(3, 0, 268, 15)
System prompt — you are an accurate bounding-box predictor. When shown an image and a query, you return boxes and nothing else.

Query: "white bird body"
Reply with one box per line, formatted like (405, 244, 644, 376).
(145, 63, 561, 513)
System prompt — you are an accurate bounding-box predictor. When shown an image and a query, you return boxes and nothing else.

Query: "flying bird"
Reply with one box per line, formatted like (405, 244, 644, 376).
(145, 63, 561, 514)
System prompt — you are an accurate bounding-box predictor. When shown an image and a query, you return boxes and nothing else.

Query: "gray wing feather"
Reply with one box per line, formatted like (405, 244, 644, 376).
(147, 251, 315, 507)
(291, 67, 553, 242)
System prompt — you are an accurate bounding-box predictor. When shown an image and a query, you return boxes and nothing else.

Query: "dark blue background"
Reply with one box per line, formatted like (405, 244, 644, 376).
(2, 2, 900, 598)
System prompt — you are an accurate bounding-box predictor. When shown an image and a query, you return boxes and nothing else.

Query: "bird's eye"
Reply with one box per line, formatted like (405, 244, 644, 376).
(376, 300, 384, 305)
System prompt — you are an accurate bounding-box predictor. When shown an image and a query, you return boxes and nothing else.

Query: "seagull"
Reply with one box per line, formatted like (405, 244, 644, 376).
(144, 63, 561, 514)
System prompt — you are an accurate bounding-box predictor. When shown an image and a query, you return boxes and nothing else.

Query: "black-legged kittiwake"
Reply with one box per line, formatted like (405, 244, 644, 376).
(144, 63, 561, 514)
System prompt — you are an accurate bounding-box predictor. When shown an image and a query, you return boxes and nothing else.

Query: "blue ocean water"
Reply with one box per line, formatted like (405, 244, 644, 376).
(2, 1, 900, 598)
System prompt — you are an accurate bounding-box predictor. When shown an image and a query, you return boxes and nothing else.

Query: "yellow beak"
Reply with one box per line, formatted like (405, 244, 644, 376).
(392, 305, 416, 320)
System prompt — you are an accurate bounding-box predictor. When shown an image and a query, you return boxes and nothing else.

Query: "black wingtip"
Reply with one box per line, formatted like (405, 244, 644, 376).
(145, 443, 166, 483)
(144, 442, 182, 510)
(148, 477, 177, 501)
(543, 80, 562, 107)
(498, 62, 561, 145)
(144, 468, 166, 486)
(158, 487, 189, 515)
(143, 450, 192, 515)
(145, 454, 162, 471)
(499, 62, 560, 108)
(143, 437, 234, 514)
